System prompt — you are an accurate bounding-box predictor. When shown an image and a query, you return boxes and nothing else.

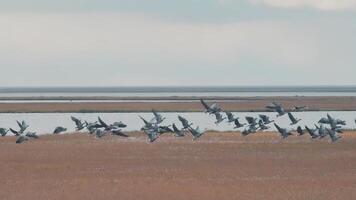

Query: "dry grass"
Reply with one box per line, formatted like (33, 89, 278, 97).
(0, 132, 356, 200)
(0, 96, 356, 112)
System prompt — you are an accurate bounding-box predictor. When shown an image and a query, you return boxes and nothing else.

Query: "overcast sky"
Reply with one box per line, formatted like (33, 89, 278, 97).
(1, 0, 356, 87)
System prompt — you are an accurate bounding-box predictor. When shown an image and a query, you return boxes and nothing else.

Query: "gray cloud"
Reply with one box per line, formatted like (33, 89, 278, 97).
(0, 12, 355, 86)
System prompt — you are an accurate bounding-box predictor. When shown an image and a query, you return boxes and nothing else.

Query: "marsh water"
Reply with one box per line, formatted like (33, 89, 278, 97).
(1, 86, 356, 98)
(1, 111, 355, 135)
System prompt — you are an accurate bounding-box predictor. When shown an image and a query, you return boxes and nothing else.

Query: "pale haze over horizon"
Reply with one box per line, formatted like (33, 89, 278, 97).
(1, 0, 356, 87)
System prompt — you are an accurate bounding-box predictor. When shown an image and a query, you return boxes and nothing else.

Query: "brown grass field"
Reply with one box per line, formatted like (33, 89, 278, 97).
(0, 96, 356, 112)
(0, 131, 355, 200)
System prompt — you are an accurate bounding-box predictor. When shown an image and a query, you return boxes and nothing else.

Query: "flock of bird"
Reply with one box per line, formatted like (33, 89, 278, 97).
(0, 99, 347, 143)
(200, 100, 344, 142)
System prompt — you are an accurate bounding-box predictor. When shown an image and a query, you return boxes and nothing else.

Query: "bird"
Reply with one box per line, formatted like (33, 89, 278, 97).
(151, 110, 165, 124)
(84, 121, 101, 134)
(53, 126, 67, 134)
(233, 118, 246, 129)
(10, 120, 29, 136)
(178, 115, 193, 129)
(172, 123, 185, 137)
(140, 116, 155, 131)
(288, 112, 301, 125)
(225, 112, 237, 123)
(319, 114, 346, 127)
(95, 129, 107, 138)
(25, 132, 39, 139)
(214, 112, 225, 125)
(327, 114, 346, 130)
(259, 114, 274, 124)
(98, 117, 109, 129)
(326, 128, 341, 142)
(258, 119, 270, 130)
(71, 116, 85, 131)
(16, 135, 29, 144)
(188, 126, 205, 140)
(112, 121, 127, 128)
(157, 125, 173, 135)
(293, 106, 307, 112)
(112, 129, 129, 137)
(305, 125, 319, 139)
(143, 127, 159, 143)
(14, 131, 38, 144)
(245, 116, 258, 127)
(274, 123, 293, 139)
(9, 128, 20, 136)
(97, 117, 118, 131)
(16, 120, 29, 133)
(296, 126, 304, 136)
(266, 102, 286, 117)
(0, 128, 9, 137)
(200, 99, 221, 115)
(241, 127, 257, 136)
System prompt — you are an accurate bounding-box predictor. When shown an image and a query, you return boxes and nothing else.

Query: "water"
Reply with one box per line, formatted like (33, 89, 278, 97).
(0, 86, 356, 98)
(1, 111, 355, 135)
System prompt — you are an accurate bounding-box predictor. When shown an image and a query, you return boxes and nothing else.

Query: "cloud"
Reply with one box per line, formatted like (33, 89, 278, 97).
(0, 13, 318, 65)
(249, 0, 356, 11)
(0, 12, 355, 86)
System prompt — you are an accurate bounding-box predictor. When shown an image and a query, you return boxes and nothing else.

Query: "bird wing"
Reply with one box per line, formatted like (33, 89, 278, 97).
(274, 123, 283, 134)
(259, 115, 268, 122)
(16, 120, 23, 130)
(226, 112, 233, 120)
(200, 99, 210, 110)
(10, 128, 19, 136)
(245, 116, 255, 124)
(98, 117, 108, 127)
(288, 112, 296, 122)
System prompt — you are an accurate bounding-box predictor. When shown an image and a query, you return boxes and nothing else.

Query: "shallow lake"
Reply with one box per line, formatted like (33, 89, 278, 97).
(0, 111, 355, 135)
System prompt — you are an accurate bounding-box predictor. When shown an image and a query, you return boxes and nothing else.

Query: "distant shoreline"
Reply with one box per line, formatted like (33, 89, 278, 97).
(1, 86, 356, 93)
(0, 96, 355, 113)
(0, 95, 355, 100)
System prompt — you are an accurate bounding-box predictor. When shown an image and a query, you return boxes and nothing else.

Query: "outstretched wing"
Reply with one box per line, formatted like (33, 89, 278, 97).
(274, 123, 283, 133)
(245, 116, 255, 125)
(200, 99, 210, 110)
(288, 112, 297, 122)
(98, 117, 108, 127)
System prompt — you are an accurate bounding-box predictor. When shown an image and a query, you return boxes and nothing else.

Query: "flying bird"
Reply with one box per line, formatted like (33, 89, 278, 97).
(71, 116, 85, 131)
(233, 118, 246, 129)
(0, 128, 9, 137)
(288, 112, 301, 125)
(151, 110, 165, 124)
(274, 123, 293, 139)
(296, 126, 304, 136)
(112, 129, 129, 137)
(225, 112, 238, 123)
(326, 128, 341, 142)
(266, 102, 286, 117)
(172, 123, 185, 137)
(259, 114, 274, 124)
(112, 121, 127, 128)
(16, 135, 29, 144)
(143, 127, 159, 143)
(258, 119, 270, 130)
(188, 126, 205, 140)
(293, 106, 307, 112)
(305, 125, 319, 139)
(178, 115, 193, 129)
(214, 112, 226, 125)
(16, 120, 29, 133)
(95, 129, 107, 138)
(200, 99, 222, 114)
